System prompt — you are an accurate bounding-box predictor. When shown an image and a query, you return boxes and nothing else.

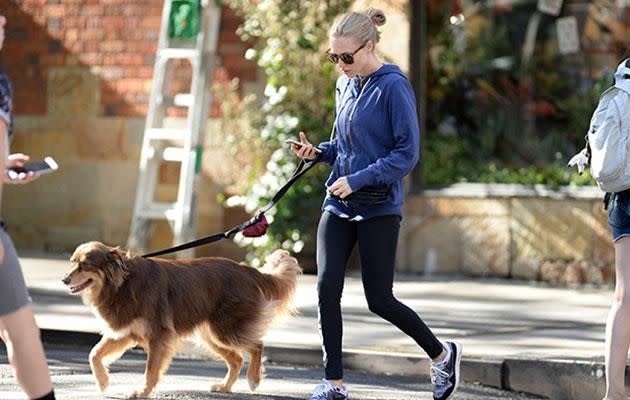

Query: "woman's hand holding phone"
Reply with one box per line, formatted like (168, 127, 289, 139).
(286, 131, 320, 160)
(4, 153, 40, 184)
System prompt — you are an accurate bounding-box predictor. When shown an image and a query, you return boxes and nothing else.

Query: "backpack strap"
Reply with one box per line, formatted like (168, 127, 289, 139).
(604, 192, 612, 210)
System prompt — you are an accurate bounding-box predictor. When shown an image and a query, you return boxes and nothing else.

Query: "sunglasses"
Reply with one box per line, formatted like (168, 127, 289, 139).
(326, 42, 367, 65)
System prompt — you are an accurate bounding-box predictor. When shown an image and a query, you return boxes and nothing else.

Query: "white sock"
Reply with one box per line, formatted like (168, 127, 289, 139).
(326, 379, 344, 390)
(434, 343, 450, 365)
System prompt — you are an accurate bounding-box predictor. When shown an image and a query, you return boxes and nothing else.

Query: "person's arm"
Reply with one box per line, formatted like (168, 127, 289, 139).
(0, 119, 6, 263)
(345, 77, 420, 192)
(0, 74, 13, 264)
(0, 74, 10, 194)
(0, 120, 6, 203)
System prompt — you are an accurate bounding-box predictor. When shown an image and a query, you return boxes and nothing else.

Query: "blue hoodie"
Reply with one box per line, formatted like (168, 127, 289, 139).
(317, 64, 420, 221)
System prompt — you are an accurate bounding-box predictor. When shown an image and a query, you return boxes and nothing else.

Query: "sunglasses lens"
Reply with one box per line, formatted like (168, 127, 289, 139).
(340, 54, 354, 64)
(326, 52, 355, 64)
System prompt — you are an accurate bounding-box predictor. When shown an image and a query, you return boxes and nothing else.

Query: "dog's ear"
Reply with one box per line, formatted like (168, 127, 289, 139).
(104, 247, 129, 288)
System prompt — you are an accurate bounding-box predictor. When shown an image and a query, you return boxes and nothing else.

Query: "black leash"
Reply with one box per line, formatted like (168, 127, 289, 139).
(142, 158, 320, 258)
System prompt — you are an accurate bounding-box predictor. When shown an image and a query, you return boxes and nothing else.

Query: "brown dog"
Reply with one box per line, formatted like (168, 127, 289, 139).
(62, 241, 301, 399)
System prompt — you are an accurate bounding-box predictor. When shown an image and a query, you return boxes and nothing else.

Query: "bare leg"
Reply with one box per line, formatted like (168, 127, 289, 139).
(0, 305, 54, 399)
(129, 332, 177, 399)
(605, 236, 630, 400)
(245, 341, 264, 391)
(89, 335, 136, 392)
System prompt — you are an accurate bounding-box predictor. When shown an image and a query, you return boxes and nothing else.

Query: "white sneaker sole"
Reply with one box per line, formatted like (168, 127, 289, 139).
(451, 342, 462, 399)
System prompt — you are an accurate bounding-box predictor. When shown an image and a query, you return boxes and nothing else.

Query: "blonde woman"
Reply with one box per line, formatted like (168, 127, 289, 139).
(0, 14, 56, 400)
(290, 9, 461, 400)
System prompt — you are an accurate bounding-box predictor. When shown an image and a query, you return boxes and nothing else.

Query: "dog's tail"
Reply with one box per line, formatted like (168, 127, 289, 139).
(259, 249, 302, 316)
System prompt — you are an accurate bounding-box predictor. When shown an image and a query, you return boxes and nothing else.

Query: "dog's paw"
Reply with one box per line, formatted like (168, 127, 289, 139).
(90, 364, 109, 392)
(211, 383, 232, 393)
(247, 365, 264, 391)
(94, 375, 109, 392)
(247, 376, 260, 392)
(127, 388, 152, 399)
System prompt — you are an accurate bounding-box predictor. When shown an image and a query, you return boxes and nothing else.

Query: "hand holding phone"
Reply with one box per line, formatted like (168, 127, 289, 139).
(284, 138, 322, 154)
(7, 156, 58, 180)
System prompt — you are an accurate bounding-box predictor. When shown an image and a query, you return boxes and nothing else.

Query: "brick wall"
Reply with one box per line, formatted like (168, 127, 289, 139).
(0, 1, 256, 117)
(0, 1, 255, 257)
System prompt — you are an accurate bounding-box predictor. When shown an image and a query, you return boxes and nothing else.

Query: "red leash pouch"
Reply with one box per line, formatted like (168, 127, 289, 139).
(242, 213, 269, 237)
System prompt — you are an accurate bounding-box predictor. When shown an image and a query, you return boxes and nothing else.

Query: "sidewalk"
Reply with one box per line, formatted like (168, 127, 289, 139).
(20, 252, 614, 400)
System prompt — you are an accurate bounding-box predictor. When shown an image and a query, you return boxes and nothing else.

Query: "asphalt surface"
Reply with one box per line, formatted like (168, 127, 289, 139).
(0, 343, 542, 400)
(17, 253, 618, 400)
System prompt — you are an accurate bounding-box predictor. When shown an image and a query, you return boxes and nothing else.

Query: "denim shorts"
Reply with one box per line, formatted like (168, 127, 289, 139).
(608, 190, 630, 242)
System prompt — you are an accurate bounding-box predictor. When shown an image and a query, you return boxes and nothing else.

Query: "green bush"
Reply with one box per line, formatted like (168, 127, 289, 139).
(220, 1, 605, 266)
(422, 135, 594, 188)
(423, 2, 612, 188)
(223, 0, 352, 266)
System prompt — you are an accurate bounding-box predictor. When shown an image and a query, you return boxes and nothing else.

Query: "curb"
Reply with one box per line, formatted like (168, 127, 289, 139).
(502, 358, 606, 400)
(40, 328, 608, 400)
(265, 347, 608, 400)
(41, 329, 101, 348)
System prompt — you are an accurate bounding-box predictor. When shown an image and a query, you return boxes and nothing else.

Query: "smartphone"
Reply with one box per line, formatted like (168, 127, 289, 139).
(7, 156, 59, 176)
(284, 139, 322, 153)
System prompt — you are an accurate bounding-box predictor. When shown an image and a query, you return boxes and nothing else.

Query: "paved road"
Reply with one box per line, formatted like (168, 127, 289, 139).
(20, 254, 613, 399)
(22, 253, 612, 361)
(0, 344, 542, 400)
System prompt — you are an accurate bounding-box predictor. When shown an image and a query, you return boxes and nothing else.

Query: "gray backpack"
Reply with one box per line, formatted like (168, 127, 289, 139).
(568, 59, 630, 193)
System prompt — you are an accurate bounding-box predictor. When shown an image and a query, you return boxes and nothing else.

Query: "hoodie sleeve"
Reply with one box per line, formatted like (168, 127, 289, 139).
(346, 76, 420, 191)
(316, 138, 338, 165)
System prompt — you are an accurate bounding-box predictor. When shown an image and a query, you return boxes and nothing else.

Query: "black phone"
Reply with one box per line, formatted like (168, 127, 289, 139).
(7, 156, 59, 177)
(284, 139, 322, 153)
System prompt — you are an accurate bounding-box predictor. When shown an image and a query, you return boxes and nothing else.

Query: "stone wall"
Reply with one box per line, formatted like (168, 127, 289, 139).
(4, 105, 248, 260)
(0, 2, 253, 259)
(398, 184, 614, 285)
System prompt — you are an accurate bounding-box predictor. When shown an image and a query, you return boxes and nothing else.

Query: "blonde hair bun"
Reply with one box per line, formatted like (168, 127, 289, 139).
(366, 8, 386, 27)
(330, 10, 385, 44)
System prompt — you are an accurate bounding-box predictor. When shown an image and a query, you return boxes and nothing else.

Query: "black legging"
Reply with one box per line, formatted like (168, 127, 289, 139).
(316, 211, 443, 380)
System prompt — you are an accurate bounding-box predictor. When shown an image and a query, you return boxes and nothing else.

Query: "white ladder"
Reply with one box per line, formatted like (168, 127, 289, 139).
(127, 0, 221, 257)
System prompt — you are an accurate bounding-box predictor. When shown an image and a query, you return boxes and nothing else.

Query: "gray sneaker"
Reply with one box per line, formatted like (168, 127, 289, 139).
(431, 341, 462, 400)
(308, 379, 349, 400)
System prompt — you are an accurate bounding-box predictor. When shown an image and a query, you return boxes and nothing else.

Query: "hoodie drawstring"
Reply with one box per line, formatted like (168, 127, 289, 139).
(349, 77, 371, 123)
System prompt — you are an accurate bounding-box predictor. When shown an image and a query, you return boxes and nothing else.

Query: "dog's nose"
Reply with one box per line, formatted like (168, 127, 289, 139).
(62, 276, 71, 285)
